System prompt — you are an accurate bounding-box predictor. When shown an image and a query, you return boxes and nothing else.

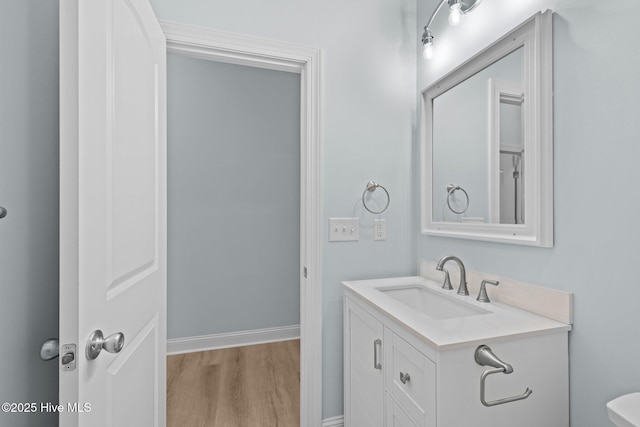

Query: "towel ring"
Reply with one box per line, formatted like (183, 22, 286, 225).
(362, 181, 390, 214)
(446, 184, 469, 214)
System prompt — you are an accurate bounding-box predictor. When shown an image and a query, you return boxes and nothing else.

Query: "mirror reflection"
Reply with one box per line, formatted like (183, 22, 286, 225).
(498, 90, 524, 224)
(432, 47, 524, 224)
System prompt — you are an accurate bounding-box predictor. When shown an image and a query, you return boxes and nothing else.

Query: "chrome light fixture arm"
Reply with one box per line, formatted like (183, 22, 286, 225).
(421, 0, 483, 58)
(425, 0, 448, 31)
(421, 0, 446, 57)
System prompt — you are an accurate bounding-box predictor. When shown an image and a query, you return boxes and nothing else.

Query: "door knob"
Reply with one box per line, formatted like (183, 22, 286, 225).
(85, 330, 125, 360)
(40, 338, 59, 361)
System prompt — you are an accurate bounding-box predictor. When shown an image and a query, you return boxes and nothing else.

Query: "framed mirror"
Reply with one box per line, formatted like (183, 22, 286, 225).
(420, 11, 553, 246)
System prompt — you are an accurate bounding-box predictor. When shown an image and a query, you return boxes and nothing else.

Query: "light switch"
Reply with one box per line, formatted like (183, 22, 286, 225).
(329, 218, 359, 242)
(374, 219, 386, 241)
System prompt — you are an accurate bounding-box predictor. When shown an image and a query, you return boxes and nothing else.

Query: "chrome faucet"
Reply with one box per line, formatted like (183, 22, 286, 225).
(435, 255, 469, 296)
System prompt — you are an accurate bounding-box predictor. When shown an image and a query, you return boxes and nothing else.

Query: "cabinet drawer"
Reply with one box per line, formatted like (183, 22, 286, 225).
(385, 331, 436, 427)
(386, 392, 419, 427)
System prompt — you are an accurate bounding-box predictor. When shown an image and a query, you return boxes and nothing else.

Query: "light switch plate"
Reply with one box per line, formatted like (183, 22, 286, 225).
(374, 219, 386, 241)
(329, 218, 359, 242)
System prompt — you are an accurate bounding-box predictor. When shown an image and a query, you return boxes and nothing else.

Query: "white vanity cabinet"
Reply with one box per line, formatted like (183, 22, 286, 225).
(344, 277, 571, 427)
(344, 298, 384, 427)
(345, 297, 436, 427)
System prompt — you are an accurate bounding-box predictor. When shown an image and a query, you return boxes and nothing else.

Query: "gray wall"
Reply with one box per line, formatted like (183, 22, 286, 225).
(167, 54, 301, 339)
(0, 1, 59, 426)
(418, 0, 640, 426)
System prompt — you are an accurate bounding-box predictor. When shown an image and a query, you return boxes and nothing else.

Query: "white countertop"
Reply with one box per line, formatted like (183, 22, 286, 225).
(343, 276, 571, 350)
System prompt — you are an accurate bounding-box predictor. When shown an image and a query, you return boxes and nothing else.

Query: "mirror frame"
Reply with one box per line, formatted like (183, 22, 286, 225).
(420, 10, 553, 247)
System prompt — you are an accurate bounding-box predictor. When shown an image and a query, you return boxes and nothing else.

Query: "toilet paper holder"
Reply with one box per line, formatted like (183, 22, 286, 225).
(475, 345, 533, 407)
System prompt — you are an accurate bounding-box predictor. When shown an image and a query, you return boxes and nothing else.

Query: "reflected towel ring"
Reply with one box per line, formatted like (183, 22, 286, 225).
(362, 181, 390, 214)
(446, 184, 469, 214)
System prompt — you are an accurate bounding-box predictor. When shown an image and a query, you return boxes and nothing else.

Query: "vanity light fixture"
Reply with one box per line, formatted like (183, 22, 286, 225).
(422, 29, 434, 59)
(448, 0, 464, 26)
(421, 0, 483, 60)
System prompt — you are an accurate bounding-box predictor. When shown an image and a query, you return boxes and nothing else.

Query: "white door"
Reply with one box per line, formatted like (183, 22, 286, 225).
(59, 0, 166, 426)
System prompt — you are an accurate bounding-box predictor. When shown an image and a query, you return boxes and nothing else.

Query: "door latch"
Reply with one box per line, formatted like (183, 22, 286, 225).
(60, 343, 76, 372)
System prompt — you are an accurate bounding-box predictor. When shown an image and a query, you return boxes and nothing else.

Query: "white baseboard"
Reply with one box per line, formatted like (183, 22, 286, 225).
(167, 324, 300, 355)
(322, 415, 344, 427)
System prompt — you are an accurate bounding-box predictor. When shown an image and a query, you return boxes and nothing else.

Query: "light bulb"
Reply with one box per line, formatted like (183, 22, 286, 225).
(423, 43, 433, 60)
(448, 3, 463, 26)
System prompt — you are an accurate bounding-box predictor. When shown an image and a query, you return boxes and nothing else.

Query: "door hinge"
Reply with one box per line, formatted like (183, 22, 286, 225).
(303, 267, 308, 278)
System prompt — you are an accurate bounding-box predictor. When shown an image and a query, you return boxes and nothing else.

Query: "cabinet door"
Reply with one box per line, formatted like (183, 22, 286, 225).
(344, 298, 384, 427)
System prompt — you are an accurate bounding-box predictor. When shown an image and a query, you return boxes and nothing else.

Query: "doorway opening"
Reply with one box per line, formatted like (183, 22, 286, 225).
(161, 21, 323, 426)
(166, 52, 301, 425)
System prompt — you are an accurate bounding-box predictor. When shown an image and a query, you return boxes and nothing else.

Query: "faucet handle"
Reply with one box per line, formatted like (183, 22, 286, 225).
(476, 279, 499, 303)
(442, 269, 453, 290)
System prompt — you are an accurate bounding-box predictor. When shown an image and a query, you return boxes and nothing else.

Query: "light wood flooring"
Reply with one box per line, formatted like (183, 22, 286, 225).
(167, 340, 300, 427)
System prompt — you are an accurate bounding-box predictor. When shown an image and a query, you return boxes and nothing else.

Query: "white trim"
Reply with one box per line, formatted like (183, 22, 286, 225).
(161, 20, 323, 427)
(488, 78, 524, 224)
(322, 415, 344, 427)
(420, 11, 553, 247)
(167, 325, 301, 355)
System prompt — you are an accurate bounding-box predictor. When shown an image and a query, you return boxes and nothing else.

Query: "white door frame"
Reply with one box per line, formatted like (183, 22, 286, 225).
(160, 21, 323, 427)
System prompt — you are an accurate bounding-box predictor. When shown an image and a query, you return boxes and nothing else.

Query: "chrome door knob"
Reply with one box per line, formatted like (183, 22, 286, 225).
(40, 338, 60, 361)
(86, 330, 125, 360)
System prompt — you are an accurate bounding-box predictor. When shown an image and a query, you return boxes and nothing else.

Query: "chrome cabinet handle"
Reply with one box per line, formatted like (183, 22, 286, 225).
(373, 339, 382, 370)
(399, 372, 411, 384)
(86, 330, 125, 360)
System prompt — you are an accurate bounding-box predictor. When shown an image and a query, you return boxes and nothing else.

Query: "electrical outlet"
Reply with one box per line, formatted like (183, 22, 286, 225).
(374, 219, 386, 241)
(329, 218, 359, 242)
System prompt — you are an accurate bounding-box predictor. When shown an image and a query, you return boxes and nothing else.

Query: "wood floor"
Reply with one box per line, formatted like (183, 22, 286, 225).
(167, 340, 300, 427)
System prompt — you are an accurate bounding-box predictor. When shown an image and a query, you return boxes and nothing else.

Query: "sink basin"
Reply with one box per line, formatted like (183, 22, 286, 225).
(343, 276, 572, 350)
(378, 285, 490, 320)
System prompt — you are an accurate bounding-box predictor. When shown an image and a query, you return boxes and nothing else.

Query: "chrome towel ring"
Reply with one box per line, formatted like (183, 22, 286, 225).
(446, 184, 469, 214)
(362, 181, 390, 214)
